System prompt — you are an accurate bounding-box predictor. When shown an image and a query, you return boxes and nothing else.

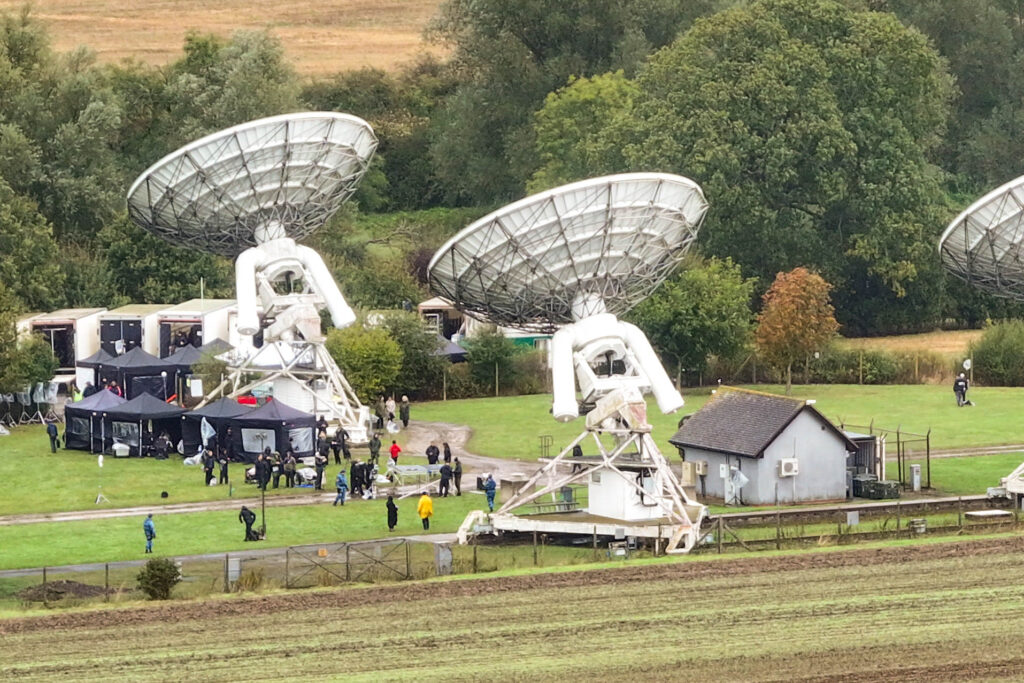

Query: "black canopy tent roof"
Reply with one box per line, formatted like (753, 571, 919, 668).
(433, 335, 467, 362)
(181, 398, 254, 455)
(228, 399, 316, 462)
(99, 347, 177, 400)
(76, 348, 114, 388)
(165, 344, 207, 371)
(102, 392, 186, 456)
(63, 390, 127, 453)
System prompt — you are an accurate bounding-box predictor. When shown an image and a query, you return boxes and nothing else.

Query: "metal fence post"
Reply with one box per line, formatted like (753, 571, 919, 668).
(896, 501, 901, 537)
(105, 563, 109, 601)
(532, 531, 538, 566)
(285, 549, 290, 589)
(926, 428, 932, 489)
(958, 497, 963, 530)
(224, 554, 230, 593)
(717, 518, 723, 554)
(345, 544, 351, 582)
(473, 542, 478, 574)
(776, 510, 782, 550)
(405, 540, 411, 579)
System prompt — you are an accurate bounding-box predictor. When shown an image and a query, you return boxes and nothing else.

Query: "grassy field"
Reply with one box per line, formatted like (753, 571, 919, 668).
(416, 384, 1024, 460)
(838, 328, 982, 356)
(4, 536, 1024, 680)
(0, 493, 483, 570)
(0, 425, 413, 515)
(0, 0, 443, 75)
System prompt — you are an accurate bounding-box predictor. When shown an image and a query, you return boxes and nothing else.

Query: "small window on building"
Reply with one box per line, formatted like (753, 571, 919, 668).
(591, 472, 601, 484)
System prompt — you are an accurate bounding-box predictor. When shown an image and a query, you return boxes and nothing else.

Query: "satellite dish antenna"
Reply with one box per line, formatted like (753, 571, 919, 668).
(963, 358, 972, 370)
(126, 112, 378, 440)
(939, 175, 1024, 300)
(433, 173, 708, 553)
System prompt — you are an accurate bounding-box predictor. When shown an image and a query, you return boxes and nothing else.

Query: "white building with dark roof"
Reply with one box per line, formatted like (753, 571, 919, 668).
(668, 388, 855, 505)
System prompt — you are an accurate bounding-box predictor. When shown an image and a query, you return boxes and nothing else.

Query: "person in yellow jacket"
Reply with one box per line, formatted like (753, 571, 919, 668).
(417, 492, 434, 530)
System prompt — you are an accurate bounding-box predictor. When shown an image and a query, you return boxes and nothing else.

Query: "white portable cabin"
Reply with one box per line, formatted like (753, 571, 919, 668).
(156, 299, 234, 358)
(29, 308, 105, 383)
(99, 304, 166, 358)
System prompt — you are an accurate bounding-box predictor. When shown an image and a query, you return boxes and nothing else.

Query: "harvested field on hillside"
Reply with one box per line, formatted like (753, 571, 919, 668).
(4, 537, 1024, 680)
(0, 0, 443, 75)
(839, 329, 982, 356)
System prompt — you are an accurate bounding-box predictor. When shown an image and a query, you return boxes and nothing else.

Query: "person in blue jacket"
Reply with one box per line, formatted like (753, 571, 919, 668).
(143, 514, 156, 554)
(334, 471, 348, 506)
(483, 474, 497, 512)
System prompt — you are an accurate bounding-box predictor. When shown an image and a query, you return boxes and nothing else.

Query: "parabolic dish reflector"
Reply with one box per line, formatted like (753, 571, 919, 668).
(127, 112, 377, 257)
(940, 175, 1024, 300)
(428, 173, 708, 332)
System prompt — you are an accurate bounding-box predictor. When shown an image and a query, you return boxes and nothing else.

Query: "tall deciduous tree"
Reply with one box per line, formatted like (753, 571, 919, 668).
(628, 257, 754, 386)
(755, 267, 839, 393)
(325, 325, 403, 402)
(0, 179, 65, 311)
(537, 0, 955, 334)
(376, 311, 448, 398)
(464, 328, 521, 395)
(426, 0, 716, 203)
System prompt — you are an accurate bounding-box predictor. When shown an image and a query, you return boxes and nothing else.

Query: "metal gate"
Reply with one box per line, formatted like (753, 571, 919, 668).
(285, 539, 412, 588)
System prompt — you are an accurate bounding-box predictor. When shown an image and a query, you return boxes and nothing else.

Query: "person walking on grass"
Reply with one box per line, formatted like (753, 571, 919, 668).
(368, 432, 381, 465)
(46, 420, 59, 453)
(417, 492, 434, 530)
(143, 514, 156, 554)
(386, 495, 399, 531)
(439, 462, 452, 498)
(399, 396, 410, 428)
(954, 373, 970, 407)
(218, 448, 229, 485)
(389, 440, 402, 465)
(453, 458, 463, 496)
(334, 471, 348, 506)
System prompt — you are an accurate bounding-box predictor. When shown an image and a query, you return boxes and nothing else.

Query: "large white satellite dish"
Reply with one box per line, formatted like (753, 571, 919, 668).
(126, 112, 378, 439)
(939, 174, 1024, 300)
(439, 173, 708, 554)
(428, 173, 708, 332)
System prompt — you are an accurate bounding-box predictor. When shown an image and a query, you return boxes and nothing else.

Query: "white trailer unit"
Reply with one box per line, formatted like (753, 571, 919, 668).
(30, 308, 105, 385)
(157, 299, 235, 358)
(99, 304, 166, 358)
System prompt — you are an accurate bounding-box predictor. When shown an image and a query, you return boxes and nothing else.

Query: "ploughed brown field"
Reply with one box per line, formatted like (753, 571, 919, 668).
(0, 0, 444, 75)
(3, 536, 1024, 680)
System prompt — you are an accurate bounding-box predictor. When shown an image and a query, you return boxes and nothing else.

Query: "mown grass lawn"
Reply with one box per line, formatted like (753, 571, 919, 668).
(0, 425, 410, 516)
(0, 492, 485, 570)
(416, 383, 1024, 459)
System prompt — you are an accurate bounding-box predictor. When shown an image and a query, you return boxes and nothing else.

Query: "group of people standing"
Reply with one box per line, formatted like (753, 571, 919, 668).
(374, 394, 411, 430)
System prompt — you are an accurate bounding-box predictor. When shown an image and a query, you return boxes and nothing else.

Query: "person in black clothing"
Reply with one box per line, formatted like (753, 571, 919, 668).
(46, 420, 59, 453)
(271, 451, 283, 489)
(571, 443, 584, 473)
(399, 396, 410, 429)
(350, 460, 364, 497)
(953, 373, 970, 407)
(82, 382, 100, 398)
(453, 458, 463, 496)
(439, 462, 452, 497)
(426, 442, 440, 465)
(332, 428, 350, 462)
(316, 415, 328, 435)
(442, 442, 452, 464)
(368, 433, 381, 465)
(218, 448, 229, 484)
(314, 449, 327, 491)
(364, 461, 376, 497)
(386, 495, 398, 531)
(154, 433, 170, 460)
(283, 452, 297, 488)
(202, 450, 215, 485)
(255, 451, 270, 491)
(224, 428, 235, 462)
(239, 505, 259, 541)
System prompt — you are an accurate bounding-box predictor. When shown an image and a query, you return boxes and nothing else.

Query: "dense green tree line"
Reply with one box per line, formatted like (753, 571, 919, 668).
(4, 0, 1024, 379)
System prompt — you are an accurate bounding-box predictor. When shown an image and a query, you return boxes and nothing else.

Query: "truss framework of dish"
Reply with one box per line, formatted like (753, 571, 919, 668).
(939, 174, 1024, 300)
(427, 173, 708, 332)
(126, 112, 378, 257)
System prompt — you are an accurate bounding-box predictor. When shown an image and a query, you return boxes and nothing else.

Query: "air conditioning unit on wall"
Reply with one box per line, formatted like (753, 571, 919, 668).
(779, 458, 799, 477)
(694, 460, 708, 476)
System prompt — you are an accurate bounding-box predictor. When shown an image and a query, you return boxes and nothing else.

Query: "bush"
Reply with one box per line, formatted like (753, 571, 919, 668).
(970, 321, 1024, 386)
(136, 558, 181, 600)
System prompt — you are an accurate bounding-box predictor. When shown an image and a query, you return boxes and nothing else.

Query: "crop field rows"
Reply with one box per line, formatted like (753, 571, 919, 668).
(4, 537, 1024, 681)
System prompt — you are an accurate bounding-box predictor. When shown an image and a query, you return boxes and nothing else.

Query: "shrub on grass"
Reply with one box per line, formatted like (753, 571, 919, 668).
(970, 321, 1024, 386)
(136, 558, 181, 600)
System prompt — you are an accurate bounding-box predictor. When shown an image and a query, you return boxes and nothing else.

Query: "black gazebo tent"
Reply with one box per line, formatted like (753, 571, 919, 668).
(181, 398, 253, 456)
(63, 390, 127, 453)
(104, 392, 186, 456)
(76, 348, 114, 388)
(228, 399, 316, 462)
(433, 335, 467, 363)
(100, 347, 177, 400)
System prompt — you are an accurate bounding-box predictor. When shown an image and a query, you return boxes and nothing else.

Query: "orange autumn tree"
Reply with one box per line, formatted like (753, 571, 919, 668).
(755, 267, 839, 394)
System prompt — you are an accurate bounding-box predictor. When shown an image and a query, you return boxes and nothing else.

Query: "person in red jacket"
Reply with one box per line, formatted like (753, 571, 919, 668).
(389, 440, 402, 465)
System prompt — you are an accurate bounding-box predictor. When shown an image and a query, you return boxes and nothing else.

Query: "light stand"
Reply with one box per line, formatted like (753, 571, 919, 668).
(95, 454, 109, 504)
